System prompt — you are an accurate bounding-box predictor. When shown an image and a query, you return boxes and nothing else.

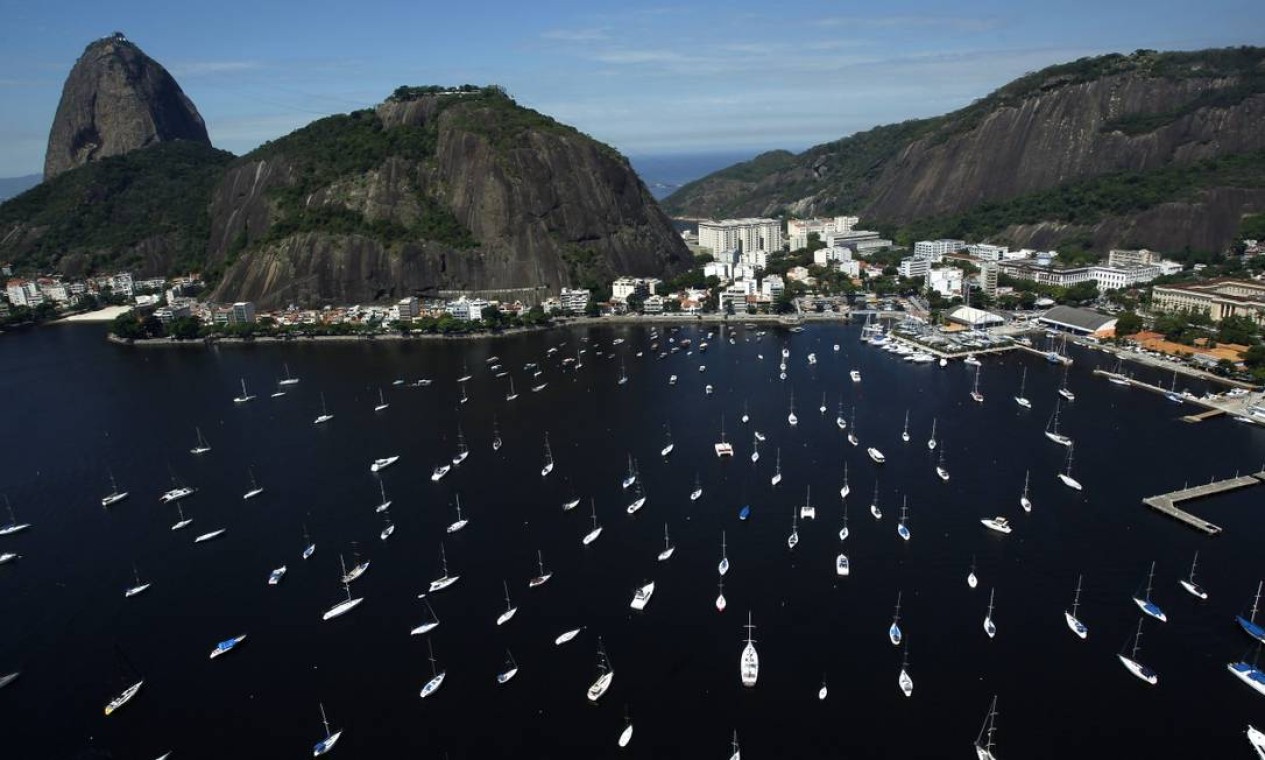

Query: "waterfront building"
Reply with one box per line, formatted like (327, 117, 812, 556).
(946, 305, 1004, 328)
(5, 279, 43, 308)
(980, 261, 999, 297)
(155, 303, 192, 324)
(397, 297, 420, 319)
(698, 218, 783, 258)
(1038, 305, 1118, 337)
(447, 297, 491, 321)
(230, 302, 257, 325)
(559, 288, 590, 313)
(611, 277, 659, 303)
(761, 275, 785, 298)
(788, 216, 858, 251)
(642, 294, 665, 314)
(1152, 279, 1265, 324)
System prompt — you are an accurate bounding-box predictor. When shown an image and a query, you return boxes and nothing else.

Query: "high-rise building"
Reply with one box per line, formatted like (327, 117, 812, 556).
(698, 218, 783, 258)
(787, 216, 858, 250)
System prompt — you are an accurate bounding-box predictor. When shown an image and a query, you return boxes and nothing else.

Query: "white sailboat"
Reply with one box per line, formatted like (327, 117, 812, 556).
(1013, 367, 1031, 408)
(1058, 443, 1083, 490)
(1132, 560, 1168, 622)
(379, 514, 394, 541)
(1019, 470, 1032, 512)
(242, 467, 264, 500)
(586, 639, 614, 702)
(101, 469, 129, 507)
(1179, 551, 1208, 599)
(0, 498, 31, 536)
(974, 695, 1001, 760)
(750, 433, 760, 463)
(690, 473, 703, 501)
(373, 388, 389, 412)
(452, 426, 469, 466)
(124, 564, 151, 598)
(617, 360, 628, 385)
(934, 442, 949, 481)
(313, 393, 333, 425)
(621, 453, 637, 489)
(901, 410, 910, 442)
(190, 426, 211, 454)
(562, 496, 580, 511)
(658, 524, 675, 561)
(838, 500, 850, 541)
(770, 448, 783, 486)
(660, 425, 674, 457)
(718, 530, 730, 576)
(870, 481, 882, 520)
(898, 645, 913, 697)
(1118, 616, 1159, 685)
(409, 598, 440, 635)
(787, 390, 798, 427)
(529, 549, 553, 587)
(836, 551, 850, 576)
(897, 497, 911, 541)
(716, 578, 727, 611)
(104, 678, 144, 716)
(171, 502, 192, 530)
(506, 376, 519, 401)
(835, 399, 846, 430)
(428, 544, 460, 592)
(459, 382, 469, 405)
(232, 378, 256, 404)
(868, 446, 886, 464)
(373, 480, 391, 514)
(446, 495, 468, 533)
(740, 612, 759, 687)
(984, 588, 997, 639)
(496, 580, 518, 625)
(1045, 399, 1072, 446)
(839, 462, 851, 501)
(497, 649, 519, 685)
(889, 592, 903, 645)
(582, 498, 603, 545)
(847, 406, 859, 446)
(968, 556, 978, 588)
(269, 565, 287, 585)
(420, 639, 446, 698)
(311, 703, 341, 757)
(1065, 574, 1088, 639)
(626, 477, 646, 515)
(970, 364, 984, 403)
(819, 392, 827, 415)
(194, 528, 226, 543)
(787, 507, 799, 549)
(927, 417, 937, 450)
(322, 570, 363, 621)
(541, 433, 555, 477)
(555, 626, 583, 646)
(630, 580, 656, 610)
(302, 525, 315, 560)
(341, 547, 369, 583)
(729, 731, 742, 760)
(741, 400, 749, 423)
(279, 363, 300, 387)
(818, 674, 828, 700)
(492, 417, 503, 451)
(1058, 362, 1076, 401)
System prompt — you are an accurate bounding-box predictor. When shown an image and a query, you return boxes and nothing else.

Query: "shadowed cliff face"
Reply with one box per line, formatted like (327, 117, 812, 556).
(208, 94, 691, 308)
(44, 35, 209, 181)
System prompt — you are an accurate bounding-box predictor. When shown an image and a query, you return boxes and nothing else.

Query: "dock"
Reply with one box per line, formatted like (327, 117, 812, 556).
(1140, 471, 1265, 535)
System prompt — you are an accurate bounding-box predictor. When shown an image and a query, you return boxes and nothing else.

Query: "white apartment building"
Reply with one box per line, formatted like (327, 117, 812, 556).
(134, 277, 167, 292)
(839, 259, 862, 277)
(1089, 264, 1160, 291)
(926, 267, 963, 297)
(397, 297, 420, 319)
(698, 218, 783, 258)
(642, 294, 665, 314)
(1108, 248, 1182, 275)
(732, 263, 757, 282)
(702, 262, 732, 282)
(814, 247, 853, 267)
(761, 275, 785, 298)
(824, 230, 891, 255)
(997, 262, 1157, 292)
(230, 302, 257, 325)
(979, 261, 999, 297)
(898, 257, 931, 278)
(914, 239, 966, 260)
(110, 272, 135, 296)
(611, 277, 660, 303)
(448, 297, 491, 321)
(740, 250, 770, 270)
(787, 216, 859, 251)
(559, 288, 590, 313)
(967, 243, 1009, 262)
(5, 280, 43, 308)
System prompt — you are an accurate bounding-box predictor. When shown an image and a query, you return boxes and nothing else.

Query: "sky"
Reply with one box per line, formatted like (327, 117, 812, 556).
(0, 0, 1262, 176)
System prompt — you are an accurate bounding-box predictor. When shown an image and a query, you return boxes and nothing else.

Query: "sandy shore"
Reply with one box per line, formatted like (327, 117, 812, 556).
(55, 305, 132, 323)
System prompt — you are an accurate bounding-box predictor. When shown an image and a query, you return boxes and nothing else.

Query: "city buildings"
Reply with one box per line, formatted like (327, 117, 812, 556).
(898, 257, 931, 279)
(914, 239, 966, 261)
(697, 218, 783, 259)
(926, 267, 964, 297)
(787, 216, 858, 251)
(230, 302, 256, 325)
(559, 288, 590, 313)
(1151, 279, 1265, 324)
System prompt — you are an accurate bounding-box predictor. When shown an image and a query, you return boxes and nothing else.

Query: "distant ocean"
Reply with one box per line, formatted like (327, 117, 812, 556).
(628, 152, 759, 202)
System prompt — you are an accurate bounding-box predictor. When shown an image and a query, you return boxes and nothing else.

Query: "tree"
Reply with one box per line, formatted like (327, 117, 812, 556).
(169, 316, 202, 340)
(584, 299, 601, 318)
(1115, 311, 1144, 336)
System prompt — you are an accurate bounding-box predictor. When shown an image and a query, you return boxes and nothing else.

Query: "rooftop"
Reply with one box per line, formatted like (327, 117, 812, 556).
(1039, 305, 1117, 333)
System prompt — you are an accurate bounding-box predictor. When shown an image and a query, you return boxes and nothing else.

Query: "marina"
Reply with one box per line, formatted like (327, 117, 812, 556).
(1140, 471, 1265, 535)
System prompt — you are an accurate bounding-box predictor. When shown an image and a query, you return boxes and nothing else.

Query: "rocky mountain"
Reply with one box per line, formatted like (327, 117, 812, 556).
(206, 87, 690, 307)
(665, 47, 1265, 255)
(44, 33, 210, 181)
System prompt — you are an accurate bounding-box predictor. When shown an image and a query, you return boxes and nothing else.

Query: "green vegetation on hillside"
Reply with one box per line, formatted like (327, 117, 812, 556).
(0, 141, 232, 273)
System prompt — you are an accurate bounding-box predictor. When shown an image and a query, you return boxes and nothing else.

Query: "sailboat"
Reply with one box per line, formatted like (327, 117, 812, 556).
(103, 649, 144, 717)
(787, 391, 798, 427)
(452, 426, 469, 466)
(901, 410, 910, 442)
(718, 530, 730, 576)
(898, 645, 913, 697)
(984, 588, 997, 639)
(496, 580, 518, 625)
(897, 497, 911, 541)
(742, 400, 750, 424)
(124, 564, 151, 597)
(268, 565, 287, 585)
(1237, 581, 1265, 643)
(847, 406, 859, 446)
(968, 556, 978, 588)
(379, 513, 395, 541)
(927, 418, 938, 451)
(420, 639, 446, 698)
(530, 550, 553, 587)
(321, 571, 363, 621)
(555, 626, 583, 646)
(770, 448, 782, 486)
(506, 376, 519, 401)
(1065, 574, 1088, 639)
(800, 484, 816, 520)
(1228, 645, 1265, 697)
(730, 731, 742, 760)
(171, 503, 192, 531)
(586, 639, 614, 701)
(541, 433, 555, 477)
(658, 524, 676, 561)
(617, 360, 628, 385)
(717, 577, 728, 611)
(1045, 399, 1072, 446)
(242, 467, 264, 500)
(302, 525, 315, 560)
(935, 442, 949, 482)
(582, 498, 603, 545)
(620, 454, 637, 489)
(459, 382, 469, 405)
(1165, 371, 1183, 403)
(1019, 470, 1032, 512)
(101, 469, 129, 507)
(312, 702, 342, 757)
(661, 425, 675, 457)
(835, 399, 846, 430)
(787, 507, 799, 549)
(870, 482, 883, 520)
(889, 592, 903, 645)
(410, 598, 440, 635)
(750, 433, 761, 463)
(818, 674, 828, 700)
(740, 612, 759, 687)
(1058, 362, 1076, 401)
(342, 547, 369, 583)
(839, 461, 851, 501)
(690, 473, 703, 501)
(819, 392, 827, 415)
(974, 695, 1001, 760)
(313, 393, 334, 425)
(497, 649, 519, 685)
(1249, 725, 1265, 758)
(445, 496, 467, 533)
(233, 378, 256, 404)
(373, 388, 389, 412)
(1058, 443, 1083, 491)
(970, 364, 984, 403)
(0, 498, 30, 536)
(190, 426, 211, 454)
(1118, 617, 1159, 685)
(275, 363, 299, 388)
(194, 527, 226, 543)
(492, 417, 503, 451)
(428, 544, 460, 592)
(372, 480, 391, 514)
(1013, 367, 1031, 408)
(839, 500, 850, 541)
(626, 476, 646, 515)
(1133, 558, 1168, 619)
(1179, 551, 1208, 599)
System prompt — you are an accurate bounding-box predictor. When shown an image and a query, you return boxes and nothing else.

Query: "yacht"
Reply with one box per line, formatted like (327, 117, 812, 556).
(787, 508, 799, 549)
(1058, 443, 1083, 491)
(630, 580, 656, 610)
(529, 550, 553, 587)
(741, 401, 749, 423)
(242, 467, 264, 500)
(1045, 399, 1073, 446)
(1013, 367, 1031, 408)
(983, 588, 997, 638)
(1237, 581, 1265, 643)
(850, 369, 861, 383)
(1132, 561, 1168, 622)
(194, 528, 226, 543)
(302, 526, 315, 560)
(555, 627, 583, 646)
(847, 406, 859, 446)
(898, 647, 913, 698)
(657, 524, 675, 561)
(740, 612, 759, 687)
(562, 497, 581, 511)
(446, 496, 468, 533)
(715, 416, 734, 457)
(420, 640, 446, 699)
(964, 353, 981, 367)
(586, 640, 614, 702)
(313, 393, 334, 425)
(836, 553, 850, 576)
(0, 500, 30, 536)
(541, 433, 555, 476)
(451, 426, 469, 466)
(1065, 574, 1088, 639)
(190, 426, 212, 454)
(104, 680, 144, 716)
(974, 695, 1001, 760)
(101, 470, 129, 507)
(232, 378, 256, 404)
(669, 374, 677, 386)
(771, 448, 783, 486)
(170, 503, 192, 530)
(506, 376, 519, 401)
(626, 479, 646, 514)
(835, 400, 846, 430)
(1058, 363, 1076, 401)
(897, 498, 911, 541)
(889, 592, 903, 645)
(496, 581, 518, 626)
(621, 454, 637, 489)
(1118, 617, 1158, 685)
(1249, 725, 1265, 758)
(818, 392, 826, 414)
(428, 544, 460, 592)
(582, 499, 603, 546)
(160, 484, 195, 503)
(968, 557, 978, 589)
(981, 516, 1012, 534)
(750, 434, 760, 463)
(209, 634, 247, 660)
(901, 410, 910, 442)
(370, 455, 399, 473)
(409, 598, 440, 635)
(839, 501, 850, 541)
(660, 426, 675, 457)
(867, 447, 885, 464)
(1179, 551, 1208, 599)
(431, 462, 451, 482)
(379, 518, 394, 541)
(717, 578, 727, 611)
(0, 552, 18, 564)
(268, 565, 287, 586)
(341, 549, 369, 583)
(124, 565, 151, 598)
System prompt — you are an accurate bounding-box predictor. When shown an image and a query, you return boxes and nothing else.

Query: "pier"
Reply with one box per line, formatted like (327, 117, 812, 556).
(1140, 471, 1265, 535)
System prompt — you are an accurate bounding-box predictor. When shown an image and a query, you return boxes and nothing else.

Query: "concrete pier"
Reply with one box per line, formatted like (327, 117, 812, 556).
(1140, 471, 1265, 535)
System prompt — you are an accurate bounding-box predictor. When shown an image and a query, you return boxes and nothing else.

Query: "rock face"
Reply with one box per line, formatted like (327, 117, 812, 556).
(44, 33, 210, 181)
(208, 91, 691, 307)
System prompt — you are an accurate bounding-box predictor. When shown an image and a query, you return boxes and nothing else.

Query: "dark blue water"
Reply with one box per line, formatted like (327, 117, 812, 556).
(3, 323, 1265, 759)
(629, 152, 756, 200)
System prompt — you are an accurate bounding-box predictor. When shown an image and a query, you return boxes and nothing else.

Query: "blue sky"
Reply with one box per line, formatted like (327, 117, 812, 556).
(0, 0, 1261, 176)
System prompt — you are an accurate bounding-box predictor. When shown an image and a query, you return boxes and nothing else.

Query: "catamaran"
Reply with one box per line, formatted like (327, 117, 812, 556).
(446, 495, 468, 533)
(1014, 367, 1031, 408)
(889, 592, 903, 645)
(101, 469, 129, 507)
(370, 455, 399, 473)
(373, 388, 390, 412)
(740, 612, 759, 687)
(190, 426, 212, 454)
(1179, 551, 1208, 599)
(718, 530, 730, 576)
(587, 639, 614, 701)
(209, 634, 247, 660)
(1065, 574, 1088, 639)
(901, 410, 910, 442)
(410, 598, 440, 636)
(787, 391, 798, 427)
(541, 433, 555, 477)
(927, 417, 938, 450)
(269, 565, 287, 585)
(1045, 399, 1072, 446)
(771, 448, 783, 486)
(800, 485, 816, 520)
(1132, 561, 1167, 622)
(1058, 443, 1083, 490)
(428, 545, 460, 592)
(232, 378, 256, 404)
(630, 580, 656, 610)
(974, 695, 1001, 760)
(496, 580, 518, 625)
(530, 550, 553, 587)
(970, 364, 984, 403)
(870, 482, 883, 520)
(898, 645, 913, 698)
(658, 524, 675, 561)
(1237, 581, 1265, 643)
(897, 498, 911, 541)
(1118, 616, 1158, 685)
(582, 498, 603, 545)
(420, 639, 446, 698)
(124, 565, 150, 598)
(497, 650, 519, 685)
(984, 588, 997, 639)
(1019, 470, 1032, 512)
(313, 393, 334, 424)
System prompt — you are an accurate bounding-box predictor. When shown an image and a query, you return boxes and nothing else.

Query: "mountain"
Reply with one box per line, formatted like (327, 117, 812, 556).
(664, 47, 1265, 255)
(44, 33, 210, 181)
(206, 86, 690, 307)
(0, 175, 41, 201)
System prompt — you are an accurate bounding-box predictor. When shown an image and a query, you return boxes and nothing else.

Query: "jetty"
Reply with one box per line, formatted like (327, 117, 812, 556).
(1140, 471, 1265, 535)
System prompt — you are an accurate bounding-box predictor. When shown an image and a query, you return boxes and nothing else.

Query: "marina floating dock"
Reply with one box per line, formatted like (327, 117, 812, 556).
(1140, 472, 1265, 535)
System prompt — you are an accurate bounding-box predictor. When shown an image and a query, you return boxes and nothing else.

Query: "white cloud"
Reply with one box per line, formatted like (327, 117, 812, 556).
(540, 27, 610, 43)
